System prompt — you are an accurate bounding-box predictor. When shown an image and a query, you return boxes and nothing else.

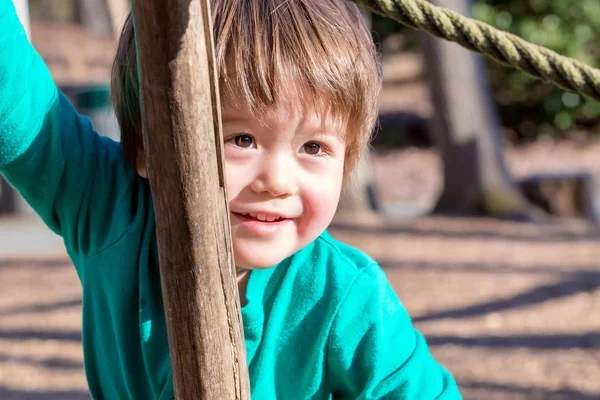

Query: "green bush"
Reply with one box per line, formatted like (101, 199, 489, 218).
(473, 0, 600, 142)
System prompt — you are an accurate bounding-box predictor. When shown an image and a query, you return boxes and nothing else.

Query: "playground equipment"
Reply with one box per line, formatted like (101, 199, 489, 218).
(130, 0, 249, 397)
(358, 0, 600, 100)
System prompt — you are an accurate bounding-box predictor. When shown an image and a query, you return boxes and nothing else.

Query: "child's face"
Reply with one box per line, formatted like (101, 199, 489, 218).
(223, 101, 346, 269)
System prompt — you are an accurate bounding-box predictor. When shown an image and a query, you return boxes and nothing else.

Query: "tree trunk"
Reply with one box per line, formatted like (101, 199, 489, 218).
(420, 0, 539, 219)
(131, 0, 250, 398)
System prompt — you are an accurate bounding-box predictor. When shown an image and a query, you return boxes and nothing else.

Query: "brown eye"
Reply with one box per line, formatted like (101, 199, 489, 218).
(234, 135, 254, 148)
(302, 142, 321, 155)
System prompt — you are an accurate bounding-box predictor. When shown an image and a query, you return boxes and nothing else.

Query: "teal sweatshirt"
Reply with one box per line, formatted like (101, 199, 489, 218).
(0, 1, 461, 398)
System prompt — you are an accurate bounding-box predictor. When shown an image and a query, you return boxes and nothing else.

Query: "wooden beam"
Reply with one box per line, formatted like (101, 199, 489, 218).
(129, 0, 250, 398)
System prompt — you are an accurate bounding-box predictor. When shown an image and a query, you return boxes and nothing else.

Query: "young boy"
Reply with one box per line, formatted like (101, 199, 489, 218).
(0, 0, 461, 398)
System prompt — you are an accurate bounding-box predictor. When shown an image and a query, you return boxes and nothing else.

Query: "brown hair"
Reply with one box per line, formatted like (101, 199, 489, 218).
(111, 0, 381, 174)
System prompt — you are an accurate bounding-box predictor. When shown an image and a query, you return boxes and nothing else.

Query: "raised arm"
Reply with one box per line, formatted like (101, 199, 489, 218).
(0, 0, 140, 255)
(0, 0, 57, 167)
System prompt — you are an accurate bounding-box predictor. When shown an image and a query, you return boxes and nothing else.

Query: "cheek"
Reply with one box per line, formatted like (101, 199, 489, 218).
(224, 159, 249, 202)
(300, 165, 344, 233)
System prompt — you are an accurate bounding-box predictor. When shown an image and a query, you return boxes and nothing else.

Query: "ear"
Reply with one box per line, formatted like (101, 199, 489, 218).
(136, 149, 148, 178)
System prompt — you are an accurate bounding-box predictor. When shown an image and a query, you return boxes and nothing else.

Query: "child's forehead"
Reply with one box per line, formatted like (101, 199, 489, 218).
(221, 97, 347, 133)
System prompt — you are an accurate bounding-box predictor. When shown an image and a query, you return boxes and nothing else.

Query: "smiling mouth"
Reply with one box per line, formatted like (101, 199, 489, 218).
(233, 212, 287, 223)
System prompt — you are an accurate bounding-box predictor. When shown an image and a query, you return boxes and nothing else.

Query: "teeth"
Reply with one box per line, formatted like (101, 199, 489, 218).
(238, 212, 283, 222)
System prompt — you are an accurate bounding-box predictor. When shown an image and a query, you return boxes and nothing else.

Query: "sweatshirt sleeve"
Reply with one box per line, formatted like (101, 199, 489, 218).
(327, 264, 462, 400)
(0, 0, 57, 167)
(0, 0, 142, 254)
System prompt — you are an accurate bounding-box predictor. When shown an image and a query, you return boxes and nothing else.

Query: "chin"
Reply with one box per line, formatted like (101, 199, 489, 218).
(233, 246, 291, 270)
(234, 256, 281, 270)
(231, 231, 301, 268)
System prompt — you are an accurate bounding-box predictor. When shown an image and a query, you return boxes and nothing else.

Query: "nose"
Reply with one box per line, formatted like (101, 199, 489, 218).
(250, 154, 297, 197)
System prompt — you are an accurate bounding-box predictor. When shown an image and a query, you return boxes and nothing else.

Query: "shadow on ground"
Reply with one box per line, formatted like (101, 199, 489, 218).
(0, 388, 91, 400)
(377, 263, 600, 324)
(330, 220, 600, 243)
(459, 381, 600, 400)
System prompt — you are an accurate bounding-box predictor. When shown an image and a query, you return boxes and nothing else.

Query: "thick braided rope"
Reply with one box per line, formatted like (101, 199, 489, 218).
(351, 0, 600, 101)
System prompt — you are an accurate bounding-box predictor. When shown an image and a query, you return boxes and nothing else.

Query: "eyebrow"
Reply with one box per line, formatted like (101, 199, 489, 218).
(304, 131, 345, 143)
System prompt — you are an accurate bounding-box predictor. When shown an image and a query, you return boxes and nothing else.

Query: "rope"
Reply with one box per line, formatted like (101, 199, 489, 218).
(350, 0, 600, 101)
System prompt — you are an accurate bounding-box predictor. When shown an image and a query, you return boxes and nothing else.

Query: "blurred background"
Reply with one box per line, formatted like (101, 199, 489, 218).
(1, 0, 599, 399)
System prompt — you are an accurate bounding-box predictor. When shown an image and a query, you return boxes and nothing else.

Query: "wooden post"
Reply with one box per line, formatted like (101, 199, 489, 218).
(130, 0, 250, 399)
